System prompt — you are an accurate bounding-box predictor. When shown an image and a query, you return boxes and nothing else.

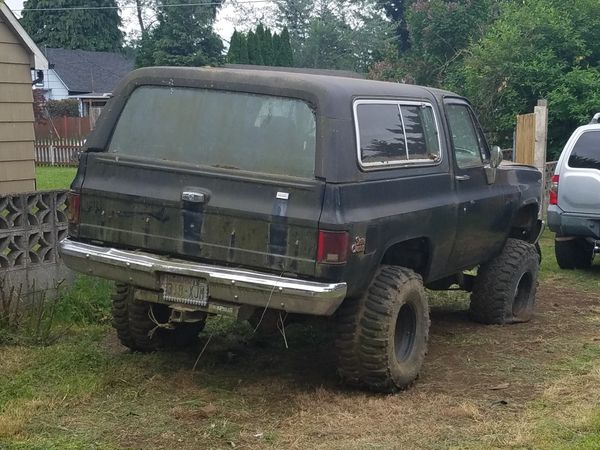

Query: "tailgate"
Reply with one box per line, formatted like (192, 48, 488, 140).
(78, 153, 325, 277)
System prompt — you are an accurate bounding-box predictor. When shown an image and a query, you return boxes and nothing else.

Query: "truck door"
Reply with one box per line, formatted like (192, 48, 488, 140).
(444, 99, 508, 269)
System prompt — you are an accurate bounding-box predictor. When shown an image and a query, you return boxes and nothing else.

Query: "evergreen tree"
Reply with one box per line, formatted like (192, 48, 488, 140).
(272, 32, 282, 66)
(263, 28, 274, 65)
(135, 30, 156, 67)
(377, 0, 412, 52)
(20, 0, 123, 51)
(256, 23, 266, 53)
(279, 27, 294, 67)
(247, 31, 264, 65)
(239, 33, 249, 64)
(227, 29, 241, 63)
(135, 0, 223, 67)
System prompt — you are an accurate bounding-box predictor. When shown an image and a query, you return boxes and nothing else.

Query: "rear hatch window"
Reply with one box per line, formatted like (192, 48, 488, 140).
(108, 86, 317, 178)
(568, 130, 600, 170)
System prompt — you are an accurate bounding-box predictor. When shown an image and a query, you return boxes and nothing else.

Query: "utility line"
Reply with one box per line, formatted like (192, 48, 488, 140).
(14, 0, 272, 12)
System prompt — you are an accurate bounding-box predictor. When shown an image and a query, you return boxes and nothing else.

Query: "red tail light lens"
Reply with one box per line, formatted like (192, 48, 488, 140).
(67, 191, 81, 226)
(317, 230, 349, 264)
(549, 175, 559, 205)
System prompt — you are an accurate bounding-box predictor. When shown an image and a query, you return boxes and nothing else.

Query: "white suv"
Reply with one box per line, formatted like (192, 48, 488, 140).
(548, 120, 600, 269)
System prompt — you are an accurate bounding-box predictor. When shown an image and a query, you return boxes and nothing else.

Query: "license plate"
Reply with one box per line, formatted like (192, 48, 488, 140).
(162, 274, 208, 307)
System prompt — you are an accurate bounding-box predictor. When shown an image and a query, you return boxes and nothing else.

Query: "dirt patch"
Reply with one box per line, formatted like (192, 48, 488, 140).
(70, 281, 599, 449)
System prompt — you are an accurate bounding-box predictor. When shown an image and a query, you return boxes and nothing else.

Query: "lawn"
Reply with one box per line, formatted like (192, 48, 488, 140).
(35, 166, 77, 191)
(1, 168, 598, 448)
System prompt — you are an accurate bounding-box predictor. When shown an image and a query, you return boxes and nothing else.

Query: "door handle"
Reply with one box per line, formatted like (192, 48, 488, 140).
(182, 190, 209, 203)
(455, 175, 471, 181)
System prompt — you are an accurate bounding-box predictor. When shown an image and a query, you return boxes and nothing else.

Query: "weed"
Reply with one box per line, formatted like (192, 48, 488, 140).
(0, 278, 64, 346)
(0, 276, 112, 346)
(53, 276, 112, 325)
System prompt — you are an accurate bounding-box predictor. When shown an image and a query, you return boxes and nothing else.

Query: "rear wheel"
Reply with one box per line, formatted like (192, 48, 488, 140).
(469, 238, 539, 324)
(335, 266, 429, 393)
(555, 238, 594, 269)
(112, 283, 206, 352)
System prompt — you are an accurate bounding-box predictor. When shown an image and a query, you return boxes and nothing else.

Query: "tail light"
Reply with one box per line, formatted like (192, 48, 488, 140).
(317, 230, 349, 264)
(549, 175, 559, 205)
(67, 191, 81, 234)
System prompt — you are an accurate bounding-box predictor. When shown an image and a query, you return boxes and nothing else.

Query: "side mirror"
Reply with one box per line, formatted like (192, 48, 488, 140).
(490, 145, 503, 168)
(485, 145, 503, 184)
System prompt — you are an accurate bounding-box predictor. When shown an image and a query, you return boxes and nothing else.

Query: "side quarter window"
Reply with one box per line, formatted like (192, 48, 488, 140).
(355, 101, 441, 168)
(445, 103, 487, 169)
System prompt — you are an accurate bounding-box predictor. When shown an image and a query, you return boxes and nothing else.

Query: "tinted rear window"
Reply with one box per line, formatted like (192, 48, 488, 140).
(108, 86, 317, 178)
(355, 102, 440, 167)
(569, 130, 600, 170)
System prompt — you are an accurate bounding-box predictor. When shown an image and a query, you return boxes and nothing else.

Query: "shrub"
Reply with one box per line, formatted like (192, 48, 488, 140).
(46, 99, 80, 118)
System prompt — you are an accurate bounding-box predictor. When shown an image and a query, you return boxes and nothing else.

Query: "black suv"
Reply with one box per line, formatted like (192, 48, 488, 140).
(60, 67, 544, 392)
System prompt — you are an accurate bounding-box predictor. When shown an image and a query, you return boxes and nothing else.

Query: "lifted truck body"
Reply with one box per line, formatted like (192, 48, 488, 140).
(60, 67, 543, 391)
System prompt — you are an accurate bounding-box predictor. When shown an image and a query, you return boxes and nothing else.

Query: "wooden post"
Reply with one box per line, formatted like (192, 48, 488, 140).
(534, 99, 548, 217)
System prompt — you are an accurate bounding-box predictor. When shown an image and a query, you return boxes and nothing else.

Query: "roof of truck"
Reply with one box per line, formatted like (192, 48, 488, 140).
(116, 66, 460, 119)
(89, 66, 464, 183)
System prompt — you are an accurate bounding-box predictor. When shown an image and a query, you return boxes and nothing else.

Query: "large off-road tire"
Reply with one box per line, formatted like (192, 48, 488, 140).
(469, 238, 539, 325)
(112, 283, 205, 352)
(335, 266, 430, 393)
(554, 238, 594, 270)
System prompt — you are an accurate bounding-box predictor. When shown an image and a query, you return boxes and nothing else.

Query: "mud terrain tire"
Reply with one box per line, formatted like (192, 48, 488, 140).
(335, 266, 430, 393)
(470, 239, 539, 324)
(112, 283, 205, 351)
(555, 238, 593, 270)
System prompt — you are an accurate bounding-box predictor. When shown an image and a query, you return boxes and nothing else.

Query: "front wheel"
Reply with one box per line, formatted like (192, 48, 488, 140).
(469, 238, 539, 324)
(335, 266, 430, 393)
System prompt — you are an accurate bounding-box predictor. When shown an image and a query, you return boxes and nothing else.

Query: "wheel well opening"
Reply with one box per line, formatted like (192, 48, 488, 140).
(380, 238, 430, 276)
(509, 204, 538, 241)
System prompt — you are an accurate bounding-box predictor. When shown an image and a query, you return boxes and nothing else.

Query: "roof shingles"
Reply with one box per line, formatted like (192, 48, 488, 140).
(43, 47, 134, 94)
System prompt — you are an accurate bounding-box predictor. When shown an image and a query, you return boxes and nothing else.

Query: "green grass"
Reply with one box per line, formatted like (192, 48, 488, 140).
(1, 216, 598, 447)
(0, 276, 112, 346)
(35, 166, 77, 191)
(538, 229, 600, 292)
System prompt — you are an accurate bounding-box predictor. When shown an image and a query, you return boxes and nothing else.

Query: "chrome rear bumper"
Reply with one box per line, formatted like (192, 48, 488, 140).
(59, 239, 347, 316)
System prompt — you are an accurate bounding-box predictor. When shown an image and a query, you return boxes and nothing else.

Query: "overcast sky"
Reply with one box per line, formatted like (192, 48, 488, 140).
(4, 0, 259, 45)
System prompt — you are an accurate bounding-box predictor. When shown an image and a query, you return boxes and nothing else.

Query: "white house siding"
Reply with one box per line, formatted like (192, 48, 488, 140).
(35, 69, 69, 100)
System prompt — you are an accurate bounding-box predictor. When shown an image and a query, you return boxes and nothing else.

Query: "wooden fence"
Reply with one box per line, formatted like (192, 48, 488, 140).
(34, 116, 92, 140)
(35, 138, 84, 166)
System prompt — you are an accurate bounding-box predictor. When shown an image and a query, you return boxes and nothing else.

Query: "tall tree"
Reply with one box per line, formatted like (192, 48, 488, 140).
(274, 0, 390, 72)
(377, 0, 412, 52)
(406, 0, 498, 85)
(274, 0, 313, 48)
(301, 3, 353, 70)
(262, 27, 274, 66)
(20, 0, 123, 51)
(278, 27, 294, 67)
(247, 30, 264, 65)
(272, 32, 282, 66)
(121, 0, 157, 37)
(457, 0, 600, 156)
(239, 33, 249, 64)
(227, 30, 242, 63)
(369, 0, 499, 85)
(135, 0, 223, 67)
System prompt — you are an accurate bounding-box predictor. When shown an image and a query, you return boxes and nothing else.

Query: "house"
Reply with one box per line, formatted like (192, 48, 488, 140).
(0, 3, 48, 194)
(36, 48, 134, 123)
